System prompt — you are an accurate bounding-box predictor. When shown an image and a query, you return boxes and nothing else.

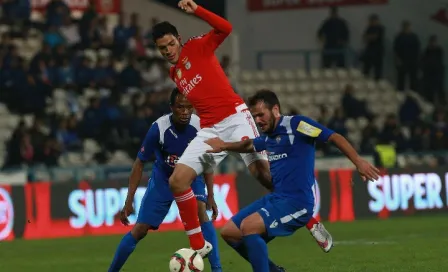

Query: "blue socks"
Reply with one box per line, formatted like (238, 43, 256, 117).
(108, 232, 138, 272)
(201, 221, 222, 271)
(227, 236, 281, 272)
(243, 234, 270, 272)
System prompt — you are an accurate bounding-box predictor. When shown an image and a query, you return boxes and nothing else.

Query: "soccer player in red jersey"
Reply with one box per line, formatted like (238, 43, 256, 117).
(150, 0, 328, 258)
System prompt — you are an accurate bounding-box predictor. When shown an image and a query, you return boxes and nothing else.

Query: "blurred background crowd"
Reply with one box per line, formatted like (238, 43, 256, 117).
(0, 0, 446, 172)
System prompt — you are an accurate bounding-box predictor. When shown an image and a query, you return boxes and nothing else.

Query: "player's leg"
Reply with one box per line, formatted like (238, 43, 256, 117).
(240, 195, 314, 272)
(170, 129, 227, 254)
(221, 196, 284, 272)
(109, 181, 172, 272)
(193, 179, 222, 272)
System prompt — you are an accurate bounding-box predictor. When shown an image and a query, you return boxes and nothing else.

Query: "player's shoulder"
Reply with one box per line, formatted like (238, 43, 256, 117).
(189, 114, 201, 131)
(155, 114, 173, 132)
(291, 115, 323, 137)
(184, 34, 207, 47)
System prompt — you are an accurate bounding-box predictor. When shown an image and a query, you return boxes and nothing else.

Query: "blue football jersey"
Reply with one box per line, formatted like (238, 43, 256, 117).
(137, 114, 203, 183)
(253, 115, 334, 205)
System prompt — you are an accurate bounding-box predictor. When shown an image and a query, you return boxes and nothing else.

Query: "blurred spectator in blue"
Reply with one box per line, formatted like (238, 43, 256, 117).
(2, 0, 31, 23)
(44, 26, 64, 48)
(327, 107, 348, 137)
(128, 13, 140, 37)
(29, 42, 52, 74)
(81, 17, 101, 49)
(129, 106, 150, 141)
(409, 121, 430, 151)
(56, 116, 82, 151)
(79, 1, 97, 34)
(317, 7, 349, 68)
(94, 57, 116, 89)
(2, 44, 22, 68)
(113, 13, 129, 56)
(75, 56, 95, 89)
(421, 35, 445, 104)
(120, 56, 142, 89)
(45, 0, 69, 27)
(60, 16, 81, 50)
(81, 97, 105, 139)
(39, 135, 62, 166)
(54, 44, 69, 65)
(394, 21, 420, 91)
(46, 58, 59, 85)
(57, 57, 75, 88)
(398, 94, 421, 126)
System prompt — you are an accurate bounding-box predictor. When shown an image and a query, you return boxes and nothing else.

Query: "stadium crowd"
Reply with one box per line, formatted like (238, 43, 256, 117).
(0, 1, 446, 170)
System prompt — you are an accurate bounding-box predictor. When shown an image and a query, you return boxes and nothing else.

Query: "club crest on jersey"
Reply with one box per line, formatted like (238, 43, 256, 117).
(276, 136, 281, 143)
(182, 57, 191, 70)
(176, 68, 182, 79)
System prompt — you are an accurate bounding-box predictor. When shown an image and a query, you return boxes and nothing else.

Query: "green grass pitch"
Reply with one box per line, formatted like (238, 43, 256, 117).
(1, 215, 447, 271)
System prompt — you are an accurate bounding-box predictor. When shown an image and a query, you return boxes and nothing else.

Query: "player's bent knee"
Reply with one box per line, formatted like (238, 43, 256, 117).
(240, 213, 266, 236)
(221, 220, 243, 243)
(131, 223, 151, 240)
(168, 164, 197, 193)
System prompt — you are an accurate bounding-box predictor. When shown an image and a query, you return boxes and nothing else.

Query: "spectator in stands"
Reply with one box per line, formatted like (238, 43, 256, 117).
(408, 121, 430, 151)
(341, 84, 372, 119)
(81, 97, 105, 140)
(317, 105, 331, 126)
(128, 13, 140, 38)
(361, 14, 385, 80)
(430, 109, 448, 150)
(38, 135, 62, 166)
(398, 94, 421, 126)
(75, 56, 94, 89)
(59, 16, 81, 50)
(45, 0, 70, 28)
(360, 120, 379, 154)
(113, 13, 129, 56)
(421, 35, 445, 104)
(81, 18, 101, 49)
(57, 57, 75, 88)
(128, 27, 146, 58)
(29, 42, 52, 74)
(379, 114, 407, 151)
(97, 16, 113, 48)
(394, 21, 420, 91)
(145, 17, 160, 50)
(317, 7, 349, 68)
(56, 116, 82, 151)
(94, 57, 116, 89)
(327, 107, 348, 137)
(44, 25, 64, 48)
(120, 56, 142, 89)
(129, 106, 150, 141)
(79, 0, 97, 33)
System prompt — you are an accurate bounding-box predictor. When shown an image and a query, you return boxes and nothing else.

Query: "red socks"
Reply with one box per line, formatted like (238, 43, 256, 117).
(306, 217, 319, 230)
(174, 188, 205, 250)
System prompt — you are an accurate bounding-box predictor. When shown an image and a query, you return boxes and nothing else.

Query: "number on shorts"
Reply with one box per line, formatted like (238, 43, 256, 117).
(241, 136, 249, 141)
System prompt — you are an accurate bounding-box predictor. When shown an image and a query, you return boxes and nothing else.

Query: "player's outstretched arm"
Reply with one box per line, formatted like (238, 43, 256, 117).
(328, 133, 380, 182)
(121, 158, 144, 226)
(179, 0, 232, 34)
(205, 137, 256, 154)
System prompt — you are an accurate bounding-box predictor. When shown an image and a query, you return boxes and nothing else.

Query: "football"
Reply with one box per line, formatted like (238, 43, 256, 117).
(169, 248, 204, 272)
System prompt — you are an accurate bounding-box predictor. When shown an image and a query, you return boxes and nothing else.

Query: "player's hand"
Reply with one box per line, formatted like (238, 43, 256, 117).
(120, 201, 134, 226)
(178, 0, 198, 13)
(206, 195, 219, 221)
(205, 137, 225, 153)
(355, 159, 380, 182)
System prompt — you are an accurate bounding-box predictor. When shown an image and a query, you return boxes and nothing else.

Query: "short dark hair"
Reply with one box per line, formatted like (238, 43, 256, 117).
(152, 21, 179, 42)
(248, 90, 281, 111)
(170, 88, 181, 106)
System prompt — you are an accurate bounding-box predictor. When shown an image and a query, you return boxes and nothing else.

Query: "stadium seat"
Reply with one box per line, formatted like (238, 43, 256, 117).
(7, 115, 20, 129)
(309, 69, 322, 80)
(357, 117, 369, 130)
(298, 82, 311, 93)
(267, 69, 281, 81)
(0, 103, 9, 115)
(322, 69, 336, 80)
(67, 152, 84, 166)
(83, 139, 101, 154)
(345, 119, 357, 132)
(254, 71, 267, 81)
(296, 69, 308, 80)
(335, 68, 348, 79)
(240, 70, 253, 82)
(282, 69, 296, 81)
(53, 88, 67, 101)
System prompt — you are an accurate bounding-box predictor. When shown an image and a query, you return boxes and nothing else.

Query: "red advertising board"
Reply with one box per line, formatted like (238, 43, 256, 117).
(247, 0, 388, 12)
(31, 0, 121, 14)
(18, 174, 238, 240)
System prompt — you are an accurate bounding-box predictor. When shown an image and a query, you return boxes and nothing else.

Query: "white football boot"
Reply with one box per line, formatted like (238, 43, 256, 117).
(195, 240, 213, 258)
(310, 222, 333, 253)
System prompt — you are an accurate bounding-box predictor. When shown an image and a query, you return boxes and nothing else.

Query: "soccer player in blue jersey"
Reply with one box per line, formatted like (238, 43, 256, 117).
(205, 90, 380, 272)
(108, 88, 222, 272)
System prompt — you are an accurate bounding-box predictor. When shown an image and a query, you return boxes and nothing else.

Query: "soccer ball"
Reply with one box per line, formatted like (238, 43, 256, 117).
(169, 248, 204, 272)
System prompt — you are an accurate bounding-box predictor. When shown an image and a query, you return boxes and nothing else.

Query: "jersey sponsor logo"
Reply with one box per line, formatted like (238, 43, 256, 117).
(165, 154, 180, 168)
(0, 188, 14, 240)
(297, 121, 322, 137)
(268, 153, 288, 162)
(179, 74, 203, 96)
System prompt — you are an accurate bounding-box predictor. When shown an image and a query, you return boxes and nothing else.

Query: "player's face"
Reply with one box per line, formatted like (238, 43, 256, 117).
(171, 94, 193, 125)
(250, 102, 277, 134)
(155, 34, 182, 64)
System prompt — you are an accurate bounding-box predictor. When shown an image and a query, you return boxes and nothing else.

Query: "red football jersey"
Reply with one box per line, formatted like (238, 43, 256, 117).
(170, 6, 244, 128)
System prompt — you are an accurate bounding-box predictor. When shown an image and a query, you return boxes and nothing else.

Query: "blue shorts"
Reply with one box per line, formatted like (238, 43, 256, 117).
(232, 193, 313, 237)
(136, 178, 207, 229)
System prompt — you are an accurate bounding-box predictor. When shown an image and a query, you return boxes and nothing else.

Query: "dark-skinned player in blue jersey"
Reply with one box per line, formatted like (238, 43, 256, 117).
(108, 88, 222, 272)
(205, 90, 380, 272)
